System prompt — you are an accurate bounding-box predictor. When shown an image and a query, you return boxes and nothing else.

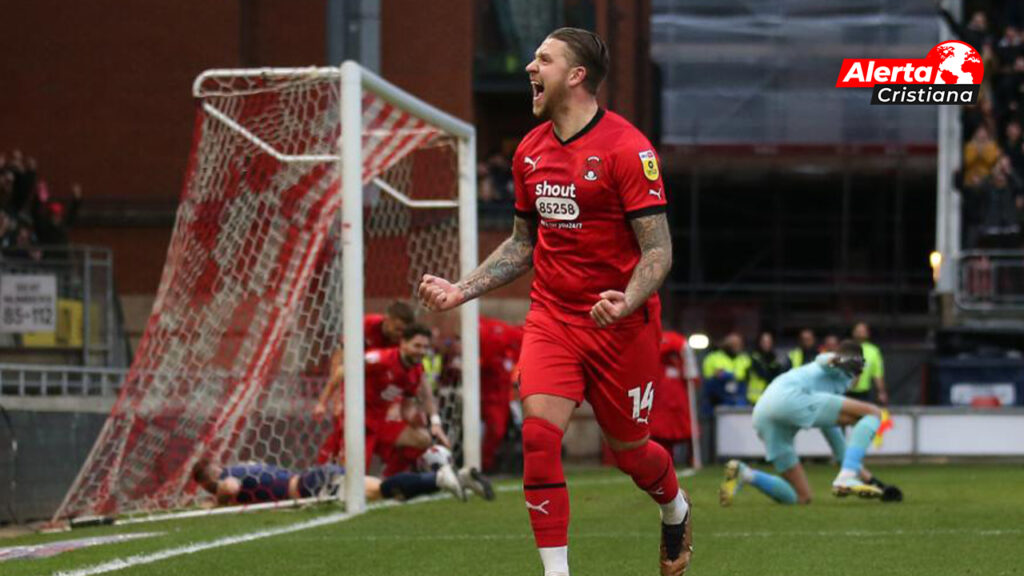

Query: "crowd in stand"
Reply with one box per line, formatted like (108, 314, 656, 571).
(940, 3, 1024, 249)
(477, 151, 515, 222)
(0, 149, 81, 260)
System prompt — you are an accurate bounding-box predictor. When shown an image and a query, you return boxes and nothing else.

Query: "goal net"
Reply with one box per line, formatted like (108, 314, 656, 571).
(54, 63, 479, 522)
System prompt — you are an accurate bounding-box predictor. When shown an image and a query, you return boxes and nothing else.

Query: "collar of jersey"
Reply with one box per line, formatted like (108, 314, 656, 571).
(553, 108, 606, 146)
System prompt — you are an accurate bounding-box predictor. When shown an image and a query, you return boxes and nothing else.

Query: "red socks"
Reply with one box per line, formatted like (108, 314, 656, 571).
(522, 419, 678, 548)
(522, 417, 570, 548)
(611, 439, 679, 505)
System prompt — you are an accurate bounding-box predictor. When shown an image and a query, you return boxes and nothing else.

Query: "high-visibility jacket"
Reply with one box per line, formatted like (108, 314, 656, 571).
(851, 341, 884, 393)
(747, 350, 784, 404)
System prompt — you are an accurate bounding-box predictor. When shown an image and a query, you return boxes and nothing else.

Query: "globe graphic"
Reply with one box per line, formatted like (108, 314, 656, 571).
(928, 41, 984, 84)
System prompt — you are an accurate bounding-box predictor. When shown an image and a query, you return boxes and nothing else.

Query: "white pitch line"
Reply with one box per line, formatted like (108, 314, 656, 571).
(51, 469, 699, 576)
(52, 512, 352, 576)
(290, 527, 1023, 543)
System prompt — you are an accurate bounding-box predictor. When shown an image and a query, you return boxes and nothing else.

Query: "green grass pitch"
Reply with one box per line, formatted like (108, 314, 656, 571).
(2, 463, 1021, 575)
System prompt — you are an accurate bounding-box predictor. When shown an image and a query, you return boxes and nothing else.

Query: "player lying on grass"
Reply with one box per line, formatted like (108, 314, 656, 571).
(191, 453, 494, 506)
(719, 340, 901, 505)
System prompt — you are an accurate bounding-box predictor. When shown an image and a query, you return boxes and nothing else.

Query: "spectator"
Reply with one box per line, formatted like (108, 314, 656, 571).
(700, 332, 751, 415)
(995, 55, 1024, 120)
(821, 333, 840, 353)
(0, 170, 14, 214)
(32, 181, 82, 247)
(485, 152, 513, 202)
(975, 166, 1021, 247)
(477, 161, 500, 203)
(6, 151, 37, 218)
(848, 322, 887, 405)
(787, 328, 818, 369)
(937, 4, 993, 54)
(997, 25, 1024, 70)
(0, 212, 18, 249)
(747, 331, 784, 404)
(10, 221, 41, 261)
(1003, 120, 1024, 176)
(963, 124, 1002, 191)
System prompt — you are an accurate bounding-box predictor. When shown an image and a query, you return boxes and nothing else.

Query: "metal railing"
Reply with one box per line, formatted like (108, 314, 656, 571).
(0, 363, 126, 397)
(0, 245, 124, 366)
(956, 250, 1024, 310)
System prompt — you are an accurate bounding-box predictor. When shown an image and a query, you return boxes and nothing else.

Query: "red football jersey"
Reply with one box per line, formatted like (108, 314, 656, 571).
(513, 109, 667, 327)
(650, 330, 692, 440)
(363, 347, 422, 421)
(479, 317, 523, 401)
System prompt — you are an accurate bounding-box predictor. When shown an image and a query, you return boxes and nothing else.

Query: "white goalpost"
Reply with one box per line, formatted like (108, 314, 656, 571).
(55, 61, 479, 523)
(338, 61, 481, 513)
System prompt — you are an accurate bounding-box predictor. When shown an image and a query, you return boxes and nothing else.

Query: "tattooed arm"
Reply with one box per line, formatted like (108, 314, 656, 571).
(590, 212, 673, 327)
(418, 215, 538, 311)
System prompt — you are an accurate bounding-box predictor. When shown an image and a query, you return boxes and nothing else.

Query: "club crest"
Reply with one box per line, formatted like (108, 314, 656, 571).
(582, 155, 602, 181)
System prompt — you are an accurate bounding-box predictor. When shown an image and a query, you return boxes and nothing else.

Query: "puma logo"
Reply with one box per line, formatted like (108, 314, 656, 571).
(649, 188, 662, 199)
(525, 156, 541, 173)
(525, 499, 550, 515)
(648, 487, 664, 496)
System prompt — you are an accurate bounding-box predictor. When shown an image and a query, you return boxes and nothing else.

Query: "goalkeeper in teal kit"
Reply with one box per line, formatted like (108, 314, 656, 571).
(720, 340, 900, 505)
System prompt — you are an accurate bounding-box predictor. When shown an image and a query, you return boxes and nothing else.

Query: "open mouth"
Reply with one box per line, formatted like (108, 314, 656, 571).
(531, 80, 545, 101)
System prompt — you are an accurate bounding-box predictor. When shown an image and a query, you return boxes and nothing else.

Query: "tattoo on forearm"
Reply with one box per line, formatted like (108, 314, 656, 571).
(457, 216, 537, 301)
(624, 213, 672, 313)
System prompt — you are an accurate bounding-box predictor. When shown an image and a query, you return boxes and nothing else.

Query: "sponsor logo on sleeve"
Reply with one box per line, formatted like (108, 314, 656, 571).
(639, 150, 660, 181)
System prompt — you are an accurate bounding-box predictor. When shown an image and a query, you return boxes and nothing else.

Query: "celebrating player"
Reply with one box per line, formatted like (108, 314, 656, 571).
(314, 323, 450, 474)
(363, 300, 417, 350)
(418, 28, 691, 576)
(719, 340, 898, 506)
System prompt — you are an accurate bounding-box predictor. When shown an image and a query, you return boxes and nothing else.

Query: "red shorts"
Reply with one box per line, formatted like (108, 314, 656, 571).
(365, 416, 407, 467)
(649, 377, 693, 441)
(518, 305, 662, 442)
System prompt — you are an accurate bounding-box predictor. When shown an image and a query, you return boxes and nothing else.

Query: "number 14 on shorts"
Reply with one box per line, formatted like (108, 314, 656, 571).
(628, 382, 654, 424)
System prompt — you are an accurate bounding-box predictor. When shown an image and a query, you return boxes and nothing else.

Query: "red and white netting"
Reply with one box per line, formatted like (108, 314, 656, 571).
(56, 69, 463, 520)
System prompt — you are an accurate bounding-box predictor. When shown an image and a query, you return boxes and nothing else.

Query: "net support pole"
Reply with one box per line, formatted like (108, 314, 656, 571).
(458, 136, 481, 470)
(935, 0, 963, 295)
(340, 61, 366, 514)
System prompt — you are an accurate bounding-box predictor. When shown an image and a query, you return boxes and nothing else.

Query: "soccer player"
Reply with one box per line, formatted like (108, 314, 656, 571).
(313, 324, 450, 474)
(190, 459, 485, 505)
(418, 28, 691, 576)
(480, 316, 524, 472)
(650, 330, 699, 466)
(365, 300, 416, 350)
(719, 341, 888, 506)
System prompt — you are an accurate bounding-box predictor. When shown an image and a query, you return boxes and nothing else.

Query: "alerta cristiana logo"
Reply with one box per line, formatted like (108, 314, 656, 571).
(836, 40, 984, 105)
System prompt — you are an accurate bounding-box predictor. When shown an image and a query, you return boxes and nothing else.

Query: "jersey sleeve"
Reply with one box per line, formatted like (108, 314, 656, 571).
(611, 135, 667, 219)
(512, 143, 535, 218)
